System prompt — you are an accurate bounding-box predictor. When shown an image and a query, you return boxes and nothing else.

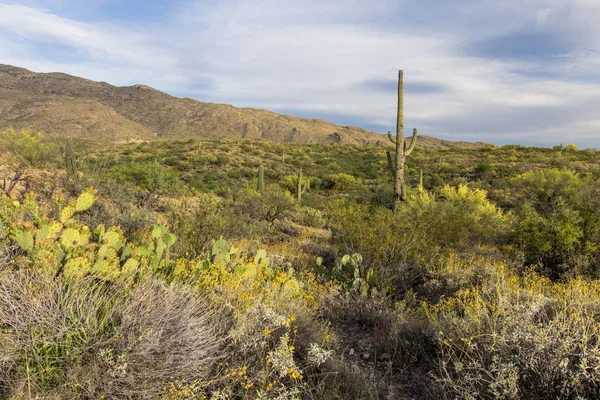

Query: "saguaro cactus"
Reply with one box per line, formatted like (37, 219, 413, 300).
(387, 70, 418, 210)
(257, 165, 264, 193)
(66, 137, 78, 182)
(297, 167, 308, 203)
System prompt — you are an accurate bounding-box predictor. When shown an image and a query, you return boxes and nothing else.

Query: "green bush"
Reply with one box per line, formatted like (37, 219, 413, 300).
(330, 186, 507, 292)
(412, 185, 509, 250)
(564, 143, 578, 153)
(168, 193, 249, 257)
(323, 173, 357, 190)
(330, 201, 428, 290)
(512, 169, 600, 278)
(235, 184, 296, 223)
(111, 161, 184, 206)
(0, 128, 59, 167)
(299, 206, 327, 229)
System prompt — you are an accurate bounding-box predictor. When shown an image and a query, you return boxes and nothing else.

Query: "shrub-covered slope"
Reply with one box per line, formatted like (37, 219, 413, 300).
(1, 131, 600, 399)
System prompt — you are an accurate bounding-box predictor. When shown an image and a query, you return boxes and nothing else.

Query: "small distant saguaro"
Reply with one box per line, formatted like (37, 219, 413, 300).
(257, 165, 264, 193)
(66, 137, 78, 182)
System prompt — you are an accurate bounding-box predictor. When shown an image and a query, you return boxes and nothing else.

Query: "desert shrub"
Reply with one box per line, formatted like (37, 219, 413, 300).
(168, 193, 249, 257)
(111, 161, 183, 206)
(71, 186, 156, 241)
(414, 185, 509, 250)
(564, 143, 578, 153)
(474, 161, 494, 174)
(512, 169, 600, 278)
(298, 206, 327, 229)
(0, 128, 60, 167)
(428, 261, 600, 399)
(329, 201, 429, 291)
(323, 173, 357, 190)
(281, 174, 312, 198)
(235, 184, 296, 223)
(0, 270, 122, 395)
(319, 287, 435, 369)
(330, 186, 507, 292)
(169, 244, 364, 399)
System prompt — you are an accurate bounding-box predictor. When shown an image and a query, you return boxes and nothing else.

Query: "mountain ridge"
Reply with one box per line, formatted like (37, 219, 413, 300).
(0, 64, 487, 149)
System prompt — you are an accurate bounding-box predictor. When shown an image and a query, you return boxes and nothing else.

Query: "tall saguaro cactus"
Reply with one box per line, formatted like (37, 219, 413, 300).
(387, 70, 418, 211)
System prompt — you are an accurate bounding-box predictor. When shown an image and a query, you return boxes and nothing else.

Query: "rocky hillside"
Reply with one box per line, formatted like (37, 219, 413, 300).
(0, 64, 485, 148)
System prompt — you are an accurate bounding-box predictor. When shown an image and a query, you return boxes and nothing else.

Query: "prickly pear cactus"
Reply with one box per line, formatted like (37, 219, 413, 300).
(102, 229, 124, 250)
(63, 256, 91, 279)
(60, 206, 75, 224)
(75, 188, 96, 212)
(330, 253, 374, 294)
(254, 249, 269, 267)
(211, 238, 232, 267)
(146, 224, 177, 268)
(2, 188, 180, 282)
(121, 258, 140, 277)
(60, 228, 82, 249)
(35, 221, 62, 242)
(13, 225, 34, 251)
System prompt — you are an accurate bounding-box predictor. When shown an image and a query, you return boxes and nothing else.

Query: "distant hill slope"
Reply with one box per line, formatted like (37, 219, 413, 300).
(0, 64, 486, 148)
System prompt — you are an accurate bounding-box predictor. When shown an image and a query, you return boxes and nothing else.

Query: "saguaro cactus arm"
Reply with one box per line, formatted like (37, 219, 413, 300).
(404, 128, 418, 156)
(387, 131, 397, 144)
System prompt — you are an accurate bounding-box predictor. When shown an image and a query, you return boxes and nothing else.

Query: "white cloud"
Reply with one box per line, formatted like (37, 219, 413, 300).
(0, 0, 599, 146)
(0, 4, 176, 70)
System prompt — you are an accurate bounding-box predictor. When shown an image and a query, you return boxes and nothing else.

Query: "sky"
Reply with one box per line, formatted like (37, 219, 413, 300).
(1, 0, 599, 148)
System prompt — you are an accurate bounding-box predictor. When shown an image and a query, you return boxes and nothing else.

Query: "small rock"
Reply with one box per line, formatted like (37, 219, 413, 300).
(349, 348, 355, 356)
(377, 352, 391, 361)
(322, 357, 335, 371)
(362, 353, 370, 360)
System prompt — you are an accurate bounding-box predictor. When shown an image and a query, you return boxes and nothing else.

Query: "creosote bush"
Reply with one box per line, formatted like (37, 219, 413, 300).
(168, 193, 248, 257)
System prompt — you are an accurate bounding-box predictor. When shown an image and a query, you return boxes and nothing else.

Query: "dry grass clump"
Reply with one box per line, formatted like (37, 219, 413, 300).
(0, 270, 228, 399)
